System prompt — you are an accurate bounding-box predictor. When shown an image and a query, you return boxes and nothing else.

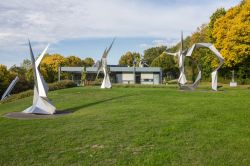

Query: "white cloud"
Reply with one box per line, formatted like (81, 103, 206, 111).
(0, 0, 241, 66)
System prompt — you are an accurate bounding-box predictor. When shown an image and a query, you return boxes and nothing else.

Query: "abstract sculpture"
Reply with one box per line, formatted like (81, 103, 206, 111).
(1, 76, 19, 101)
(23, 41, 56, 114)
(186, 43, 224, 91)
(96, 39, 115, 89)
(166, 32, 224, 91)
(165, 32, 188, 85)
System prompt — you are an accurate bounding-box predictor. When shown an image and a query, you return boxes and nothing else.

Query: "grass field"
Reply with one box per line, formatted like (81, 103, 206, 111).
(0, 86, 249, 165)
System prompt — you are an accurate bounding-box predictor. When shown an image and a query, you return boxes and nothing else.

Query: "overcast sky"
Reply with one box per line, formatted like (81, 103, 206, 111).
(0, 0, 240, 67)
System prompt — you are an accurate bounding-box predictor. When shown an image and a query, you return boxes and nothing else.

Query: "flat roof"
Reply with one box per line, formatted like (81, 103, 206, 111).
(60, 67, 161, 73)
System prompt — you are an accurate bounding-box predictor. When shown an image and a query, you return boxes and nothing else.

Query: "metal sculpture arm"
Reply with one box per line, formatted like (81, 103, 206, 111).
(186, 43, 224, 69)
(1, 76, 19, 101)
(164, 51, 178, 57)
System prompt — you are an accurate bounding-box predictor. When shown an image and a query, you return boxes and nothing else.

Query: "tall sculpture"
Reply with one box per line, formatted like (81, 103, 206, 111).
(96, 39, 115, 89)
(23, 41, 56, 114)
(166, 32, 224, 91)
(165, 32, 188, 85)
(1, 76, 19, 101)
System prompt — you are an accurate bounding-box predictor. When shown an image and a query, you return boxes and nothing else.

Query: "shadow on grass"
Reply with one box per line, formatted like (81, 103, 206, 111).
(58, 94, 136, 114)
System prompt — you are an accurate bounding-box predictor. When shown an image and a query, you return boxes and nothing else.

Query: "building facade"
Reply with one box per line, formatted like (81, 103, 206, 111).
(59, 66, 162, 85)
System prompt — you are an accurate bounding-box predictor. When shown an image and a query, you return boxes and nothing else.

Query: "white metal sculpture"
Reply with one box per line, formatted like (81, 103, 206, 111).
(23, 41, 56, 114)
(186, 43, 224, 91)
(165, 32, 188, 85)
(96, 39, 115, 89)
(166, 32, 224, 91)
(1, 76, 19, 101)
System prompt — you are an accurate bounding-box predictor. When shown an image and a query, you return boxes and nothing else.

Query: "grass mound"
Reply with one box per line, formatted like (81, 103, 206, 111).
(0, 86, 249, 165)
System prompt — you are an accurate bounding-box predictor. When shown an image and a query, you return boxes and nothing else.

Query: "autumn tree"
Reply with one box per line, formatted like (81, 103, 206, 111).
(40, 53, 68, 83)
(213, 0, 250, 68)
(66, 56, 82, 67)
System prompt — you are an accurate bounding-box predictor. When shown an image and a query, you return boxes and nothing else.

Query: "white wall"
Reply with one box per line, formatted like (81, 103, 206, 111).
(122, 73, 134, 84)
(141, 73, 154, 85)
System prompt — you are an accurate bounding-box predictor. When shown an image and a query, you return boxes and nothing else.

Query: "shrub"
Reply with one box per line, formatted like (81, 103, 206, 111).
(48, 80, 77, 91)
(0, 90, 33, 104)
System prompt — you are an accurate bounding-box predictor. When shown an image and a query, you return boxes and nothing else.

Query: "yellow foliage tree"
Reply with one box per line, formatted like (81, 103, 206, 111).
(213, 0, 250, 68)
(40, 54, 67, 83)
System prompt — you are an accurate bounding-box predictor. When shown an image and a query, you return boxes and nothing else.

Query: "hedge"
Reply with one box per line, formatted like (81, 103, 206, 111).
(0, 80, 77, 104)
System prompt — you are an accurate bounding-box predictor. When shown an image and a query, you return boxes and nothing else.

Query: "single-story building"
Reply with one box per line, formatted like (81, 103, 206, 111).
(59, 66, 162, 85)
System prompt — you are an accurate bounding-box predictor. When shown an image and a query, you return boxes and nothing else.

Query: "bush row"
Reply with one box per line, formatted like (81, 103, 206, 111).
(1, 80, 77, 104)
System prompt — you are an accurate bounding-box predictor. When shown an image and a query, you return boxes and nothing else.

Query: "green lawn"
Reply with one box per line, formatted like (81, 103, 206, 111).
(0, 86, 249, 165)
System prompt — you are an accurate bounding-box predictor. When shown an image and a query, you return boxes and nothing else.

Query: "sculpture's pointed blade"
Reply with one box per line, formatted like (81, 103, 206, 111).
(102, 38, 115, 58)
(28, 40, 36, 66)
(102, 48, 108, 59)
(180, 31, 184, 52)
(35, 44, 49, 67)
(28, 40, 38, 90)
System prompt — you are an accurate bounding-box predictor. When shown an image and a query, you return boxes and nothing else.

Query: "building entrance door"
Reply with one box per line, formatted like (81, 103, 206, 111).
(135, 74, 141, 84)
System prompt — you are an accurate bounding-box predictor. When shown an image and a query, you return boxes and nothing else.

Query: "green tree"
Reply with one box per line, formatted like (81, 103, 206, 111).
(144, 46, 167, 66)
(119, 52, 141, 67)
(21, 59, 31, 70)
(8, 65, 33, 93)
(0, 65, 11, 96)
(83, 57, 95, 67)
(208, 8, 226, 42)
(151, 52, 178, 78)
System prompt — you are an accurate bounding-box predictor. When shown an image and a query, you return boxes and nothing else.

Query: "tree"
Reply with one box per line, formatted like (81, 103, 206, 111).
(0, 65, 11, 96)
(8, 65, 33, 93)
(144, 46, 167, 66)
(21, 59, 31, 70)
(213, 0, 250, 69)
(83, 57, 95, 67)
(66, 56, 82, 67)
(151, 52, 178, 78)
(208, 8, 226, 42)
(119, 52, 140, 67)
